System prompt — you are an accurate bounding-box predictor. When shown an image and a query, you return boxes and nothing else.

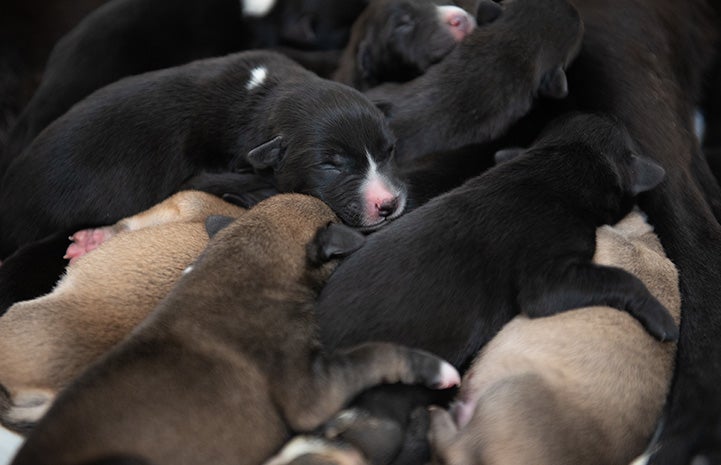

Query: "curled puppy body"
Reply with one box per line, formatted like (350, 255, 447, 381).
(428, 210, 681, 465)
(314, 113, 674, 464)
(367, 0, 583, 165)
(10, 194, 460, 465)
(0, 0, 368, 173)
(0, 191, 244, 434)
(333, 0, 501, 90)
(0, 50, 407, 258)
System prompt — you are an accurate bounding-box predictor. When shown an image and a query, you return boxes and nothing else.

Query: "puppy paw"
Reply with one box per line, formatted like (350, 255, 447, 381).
(632, 298, 679, 342)
(64, 226, 116, 264)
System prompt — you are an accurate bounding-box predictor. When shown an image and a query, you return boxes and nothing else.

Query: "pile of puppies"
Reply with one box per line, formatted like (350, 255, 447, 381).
(1, 0, 721, 464)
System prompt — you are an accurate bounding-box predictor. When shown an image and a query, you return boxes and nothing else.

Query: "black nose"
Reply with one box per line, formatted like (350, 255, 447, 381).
(377, 197, 399, 218)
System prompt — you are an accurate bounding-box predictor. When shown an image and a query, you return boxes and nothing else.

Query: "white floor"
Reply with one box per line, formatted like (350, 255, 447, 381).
(0, 427, 23, 465)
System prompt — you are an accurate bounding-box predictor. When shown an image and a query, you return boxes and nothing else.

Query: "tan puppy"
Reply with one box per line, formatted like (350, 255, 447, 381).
(428, 210, 680, 465)
(0, 190, 245, 433)
(11, 194, 460, 465)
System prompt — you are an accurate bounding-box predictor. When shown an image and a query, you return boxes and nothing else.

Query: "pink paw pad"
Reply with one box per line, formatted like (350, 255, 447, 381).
(64, 227, 116, 264)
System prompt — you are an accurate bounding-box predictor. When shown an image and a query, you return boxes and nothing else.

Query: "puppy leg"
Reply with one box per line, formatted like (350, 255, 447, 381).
(279, 343, 459, 432)
(65, 191, 242, 262)
(520, 263, 678, 342)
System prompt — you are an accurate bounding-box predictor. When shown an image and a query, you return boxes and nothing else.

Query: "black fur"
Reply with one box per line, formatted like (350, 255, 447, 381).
(366, 0, 583, 165)
(333, 0, 498, 90)
(559, 0, 721, 462)
(315, 113, 675, 463)
(0, 232, 70, 316)
(0, 0, 107, 157)
(0, 0, 367, 174)
(0, 51, 406, 258)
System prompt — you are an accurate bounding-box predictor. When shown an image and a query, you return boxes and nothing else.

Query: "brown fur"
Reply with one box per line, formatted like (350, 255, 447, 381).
(0, 190, 244, 433)
(428, 210, 681, 465)
(11, 194, 458, 465)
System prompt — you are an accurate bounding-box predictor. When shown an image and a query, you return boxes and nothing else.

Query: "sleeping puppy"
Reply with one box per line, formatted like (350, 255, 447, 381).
(10, 194, 460, 465)
(428, 210, 681, 465)
(313, 113, 675, 464)
(333, 0, 501, 90)
(367, 0, 584, 164)
(0, 191, 245, 434)
(0, 50, 406, 258)
(0, 0, 368, 173)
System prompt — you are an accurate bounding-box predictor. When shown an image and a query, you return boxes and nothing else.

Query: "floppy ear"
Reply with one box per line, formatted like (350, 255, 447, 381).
(247, 136, 286, 170)
(307, 223, 366, 265)
(494, 147, 526, 164)
(374, 100, 394, 118)
(358, 36, 377, 85)
(281, 15, 316, 46)
(205, 215, 235, 238)
(538, 67, 569, 99)
(630, 154, 666, 194)
(476, 0, 502, 24)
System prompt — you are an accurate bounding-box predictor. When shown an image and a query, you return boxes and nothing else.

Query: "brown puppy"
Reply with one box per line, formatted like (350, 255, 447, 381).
(0, 190, 245, 434)
(428, 210, 680, 465)
(11, 194, 460, 465)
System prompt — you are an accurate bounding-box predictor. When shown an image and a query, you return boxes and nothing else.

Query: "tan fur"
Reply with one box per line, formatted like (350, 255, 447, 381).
(11, 194, 457, 465)
(429, 210, 681, 465)
(0, 191, 244, 432)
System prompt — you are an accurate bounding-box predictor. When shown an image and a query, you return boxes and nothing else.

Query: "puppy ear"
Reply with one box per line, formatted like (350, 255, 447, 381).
(494, 147, 526, 164)
(539, 67, 569, 99)
(205, 215, 235, 238)
(374, 100, 394, 118)
(281, 15, 316, 47)
(358, 37, 377, 85)
(476, 0, 502, 25)
(247, 136, 285, 170)
(308, 223, 366, 265)
(630, 154, 666, 194)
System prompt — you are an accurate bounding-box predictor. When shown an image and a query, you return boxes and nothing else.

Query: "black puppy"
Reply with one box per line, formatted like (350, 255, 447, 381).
(314, 113, 675, 464)
(0, 0, 367, 174)
(333, 0, 502, 91)
(0, 51, 406, 258)
(367, 0, 583, 164)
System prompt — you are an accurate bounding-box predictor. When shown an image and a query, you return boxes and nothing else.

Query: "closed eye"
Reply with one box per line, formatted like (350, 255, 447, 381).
(319, 162, 342, 172)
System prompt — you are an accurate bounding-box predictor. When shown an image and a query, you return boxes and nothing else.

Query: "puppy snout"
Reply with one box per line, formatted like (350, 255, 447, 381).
(438, 6, 476, 42)
(376, 197, 400, 218)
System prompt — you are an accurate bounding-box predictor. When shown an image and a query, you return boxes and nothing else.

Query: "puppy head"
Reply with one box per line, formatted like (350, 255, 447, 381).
(249, 82, 408, 231)
(337, 0, 485, 89)
(531, 113, 665, 221)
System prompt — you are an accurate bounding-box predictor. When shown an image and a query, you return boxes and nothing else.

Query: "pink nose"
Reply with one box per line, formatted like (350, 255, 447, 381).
(376, 197, 400, 218)
(439, 6, 476, 42)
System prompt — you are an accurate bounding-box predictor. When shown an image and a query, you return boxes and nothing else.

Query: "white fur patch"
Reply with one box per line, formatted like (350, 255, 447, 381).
(361, 149, 407, 221)
(263, 436, 333, 465)
(241, 0, 276, 17)
(246, 66, 268, 91)
(5, 390, 55, 425)
(630, 456, 649, 465)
